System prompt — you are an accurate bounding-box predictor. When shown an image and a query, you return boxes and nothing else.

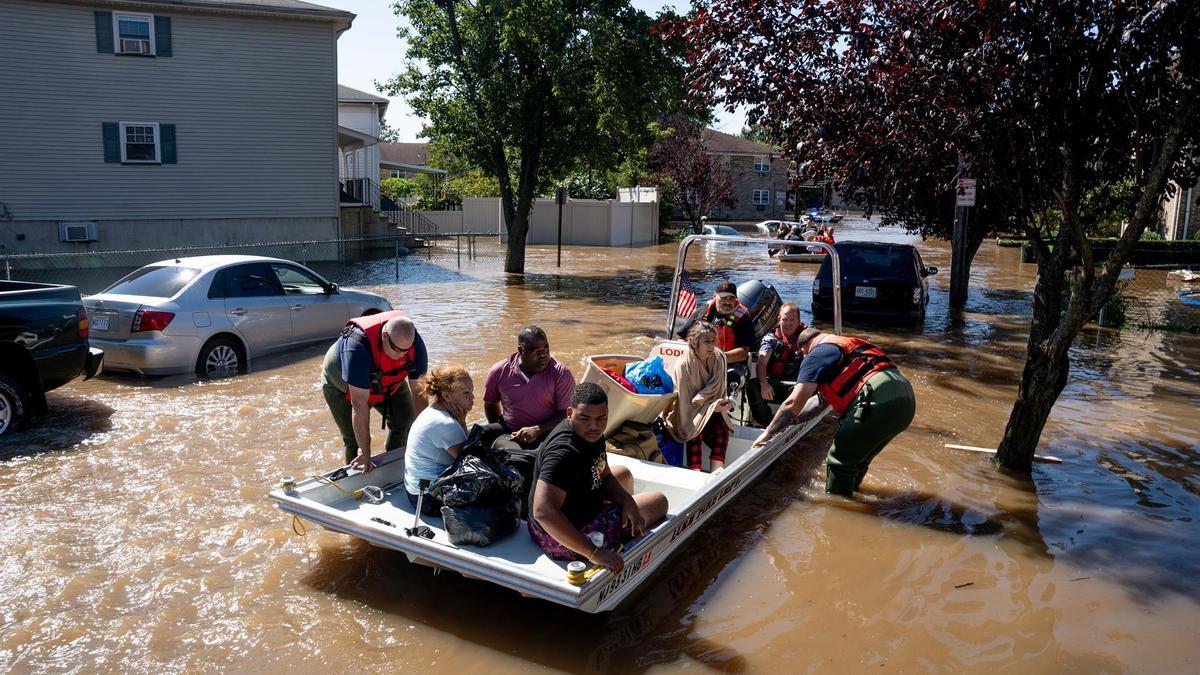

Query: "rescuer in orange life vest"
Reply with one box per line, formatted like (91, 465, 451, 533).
(679, 280, 756, 392)
(753, 327, 916, 495)
(749, 302, 806, 426)
(321, 310, 429, 472)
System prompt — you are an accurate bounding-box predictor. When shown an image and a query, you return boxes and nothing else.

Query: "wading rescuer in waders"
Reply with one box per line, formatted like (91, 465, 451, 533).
(753, 327, 915, 496)
(321, 311, 428, 473)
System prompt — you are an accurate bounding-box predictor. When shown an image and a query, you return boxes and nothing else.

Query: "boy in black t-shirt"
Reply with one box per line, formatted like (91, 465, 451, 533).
(527, 383, 669, 573)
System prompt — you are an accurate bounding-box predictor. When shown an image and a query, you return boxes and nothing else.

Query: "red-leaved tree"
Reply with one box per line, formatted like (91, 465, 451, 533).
(651, 115, 737, 234)
(668, 0, 1200, 471)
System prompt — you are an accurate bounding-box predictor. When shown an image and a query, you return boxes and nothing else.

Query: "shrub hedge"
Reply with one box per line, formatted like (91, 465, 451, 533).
(1018, 238, 1200, 265)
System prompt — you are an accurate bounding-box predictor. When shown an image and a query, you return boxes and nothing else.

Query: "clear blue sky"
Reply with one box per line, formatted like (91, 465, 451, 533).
(320, 0, 747, 143)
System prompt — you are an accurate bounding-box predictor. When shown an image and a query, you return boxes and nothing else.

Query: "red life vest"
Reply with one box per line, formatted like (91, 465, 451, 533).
(702, 299, 750, 351)
(766, 325, 803, 378)
(816, 335, 895, 416)
(343, 310, 414, 405)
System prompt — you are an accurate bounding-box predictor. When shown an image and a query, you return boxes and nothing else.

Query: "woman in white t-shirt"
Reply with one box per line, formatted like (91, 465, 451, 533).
(404, 366, 475, 515)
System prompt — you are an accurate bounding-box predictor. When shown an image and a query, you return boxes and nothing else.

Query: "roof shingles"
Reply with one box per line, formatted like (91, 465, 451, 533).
(702, 128, 779, 156)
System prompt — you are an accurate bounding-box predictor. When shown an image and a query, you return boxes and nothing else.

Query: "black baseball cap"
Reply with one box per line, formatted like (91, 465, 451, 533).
(715, 281, 737, 297)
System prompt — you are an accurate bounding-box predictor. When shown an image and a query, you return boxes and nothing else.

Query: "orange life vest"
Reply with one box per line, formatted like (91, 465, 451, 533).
(816, 335, 895, 416)
(702, 299, 750, 352)
(343, 310, 414, 405)
(766, 325, 803, 378)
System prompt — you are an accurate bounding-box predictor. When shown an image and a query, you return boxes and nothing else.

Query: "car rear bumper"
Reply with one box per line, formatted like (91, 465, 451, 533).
(89, 335, 202, 375)
(812, 299, 924, 322)
(84, 347, 104, 379)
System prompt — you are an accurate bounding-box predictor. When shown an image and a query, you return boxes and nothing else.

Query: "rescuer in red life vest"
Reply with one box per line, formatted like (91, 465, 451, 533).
(321, 311, 429, 472)
(679, 281, 756, 399)
(753, 327, 916, 495)
(749, 302, 806, 426)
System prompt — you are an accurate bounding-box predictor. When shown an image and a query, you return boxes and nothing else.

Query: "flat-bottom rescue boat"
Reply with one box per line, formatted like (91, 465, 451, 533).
(269, 235, 843, 613)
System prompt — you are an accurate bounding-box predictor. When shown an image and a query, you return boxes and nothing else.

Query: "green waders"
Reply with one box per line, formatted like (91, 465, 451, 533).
(321, 341, 418, 464)
(749, 378, 797, 427)
(825, 367, 916, 495)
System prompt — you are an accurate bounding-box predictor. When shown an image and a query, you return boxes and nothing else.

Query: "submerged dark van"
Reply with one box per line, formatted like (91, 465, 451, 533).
(811, 242, 937, 323)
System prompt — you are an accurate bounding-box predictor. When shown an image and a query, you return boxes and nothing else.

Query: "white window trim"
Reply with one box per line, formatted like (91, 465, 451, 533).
(753, 189, 770, 205)
(119, 121, 161, 164)
(113, 12, 156, 56)
(754, 155, 770, 172)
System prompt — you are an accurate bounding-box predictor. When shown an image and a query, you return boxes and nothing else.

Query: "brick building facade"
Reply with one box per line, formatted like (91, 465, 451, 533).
(689, 129, 792, 222)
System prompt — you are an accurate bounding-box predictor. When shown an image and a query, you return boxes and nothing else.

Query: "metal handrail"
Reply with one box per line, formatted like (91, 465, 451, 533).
(341, 177, 441, 236)
(666, 235, 842, 337)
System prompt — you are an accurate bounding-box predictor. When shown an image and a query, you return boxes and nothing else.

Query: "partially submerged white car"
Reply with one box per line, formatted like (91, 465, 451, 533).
(84, 255, 391, 376)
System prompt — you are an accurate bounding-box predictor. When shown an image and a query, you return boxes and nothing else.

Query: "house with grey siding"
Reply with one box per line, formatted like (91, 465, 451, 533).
(0, 0, 353, 254)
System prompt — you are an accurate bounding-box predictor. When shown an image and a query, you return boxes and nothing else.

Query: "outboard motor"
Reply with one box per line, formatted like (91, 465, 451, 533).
(737, 279, 782, 342)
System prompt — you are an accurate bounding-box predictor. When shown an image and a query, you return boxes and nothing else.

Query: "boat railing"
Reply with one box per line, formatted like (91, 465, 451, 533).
(667, 234, 843, 337)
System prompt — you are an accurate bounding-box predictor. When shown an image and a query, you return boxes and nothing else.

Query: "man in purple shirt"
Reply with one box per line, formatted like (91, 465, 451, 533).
(482, 326, 576, 453)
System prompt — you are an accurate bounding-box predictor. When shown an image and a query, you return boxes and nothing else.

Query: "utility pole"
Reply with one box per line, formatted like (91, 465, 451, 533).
(555, 187, 566, 268)
(951, 157, 975, 310)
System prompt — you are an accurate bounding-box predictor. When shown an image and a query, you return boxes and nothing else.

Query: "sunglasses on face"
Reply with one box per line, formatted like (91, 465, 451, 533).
(385, 332, 405, 352)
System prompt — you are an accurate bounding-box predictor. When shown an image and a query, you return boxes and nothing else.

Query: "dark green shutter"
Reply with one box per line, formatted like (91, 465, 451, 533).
(95, 11, 114, 53)
(160, 124, 177, 163)
(155, 16, 172, 56)
(102, 123, 121, 163)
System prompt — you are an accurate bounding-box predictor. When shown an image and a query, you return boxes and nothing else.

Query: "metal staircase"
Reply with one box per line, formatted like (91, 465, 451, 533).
(339, 177, 440, 237)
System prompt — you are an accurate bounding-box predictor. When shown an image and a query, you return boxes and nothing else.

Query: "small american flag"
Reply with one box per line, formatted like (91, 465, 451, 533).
(676, 270, 698, 318)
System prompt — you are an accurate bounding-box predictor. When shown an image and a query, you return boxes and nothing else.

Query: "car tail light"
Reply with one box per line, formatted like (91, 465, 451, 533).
(912, 287, 922, 305)
(132, 309, 175, 333)
(77, 307, 89, 339)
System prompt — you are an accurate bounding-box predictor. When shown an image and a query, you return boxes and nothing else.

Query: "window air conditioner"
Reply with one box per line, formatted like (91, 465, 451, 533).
(120, 39, 150, 54)
(59, 222, 99, 243)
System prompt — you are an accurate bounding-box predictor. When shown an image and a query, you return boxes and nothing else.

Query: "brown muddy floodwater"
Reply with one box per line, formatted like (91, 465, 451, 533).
(2, 218, 1199, 673)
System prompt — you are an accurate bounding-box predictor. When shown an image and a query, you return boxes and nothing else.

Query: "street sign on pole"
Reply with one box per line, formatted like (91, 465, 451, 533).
(956, 178, 977, 207)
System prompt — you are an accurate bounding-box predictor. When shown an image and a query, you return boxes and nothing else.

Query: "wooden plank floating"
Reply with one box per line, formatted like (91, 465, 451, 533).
(944, 443, 1064, 465)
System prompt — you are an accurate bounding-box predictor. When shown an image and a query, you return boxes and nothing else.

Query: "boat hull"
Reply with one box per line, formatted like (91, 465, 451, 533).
(270, 407, 828, 613)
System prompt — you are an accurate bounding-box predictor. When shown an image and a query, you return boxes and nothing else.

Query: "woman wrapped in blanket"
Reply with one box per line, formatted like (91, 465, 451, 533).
(661, 321, 734, 471)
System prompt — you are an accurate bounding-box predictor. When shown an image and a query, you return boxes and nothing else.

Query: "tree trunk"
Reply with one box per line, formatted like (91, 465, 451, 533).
(994, 334, 1071, 473)
(994, 235, 1070, 472)
(504, 210, 529, 273)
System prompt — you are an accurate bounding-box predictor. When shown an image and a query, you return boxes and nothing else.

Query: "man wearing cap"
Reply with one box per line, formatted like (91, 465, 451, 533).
(753, 327, 915, 496)
(680, 281, 755, 364)
(749, 302, 806, 426)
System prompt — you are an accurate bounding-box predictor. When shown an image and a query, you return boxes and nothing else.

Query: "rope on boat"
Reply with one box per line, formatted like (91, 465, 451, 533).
(309, 473, 366, 500)
(291, 515, 307, 536)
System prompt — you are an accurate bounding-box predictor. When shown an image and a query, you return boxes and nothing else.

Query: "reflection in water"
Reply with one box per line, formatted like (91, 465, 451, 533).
(1, 218, 1197, 671)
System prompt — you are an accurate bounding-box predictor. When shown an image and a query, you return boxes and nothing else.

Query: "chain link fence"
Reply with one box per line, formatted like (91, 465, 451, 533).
(1105, 264, 1200, 332)
(1, 234, 509, 295)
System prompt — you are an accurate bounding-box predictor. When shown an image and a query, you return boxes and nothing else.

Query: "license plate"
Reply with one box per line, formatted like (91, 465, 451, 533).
(92, 314, 110, 331)
(855, 286, 877, 299)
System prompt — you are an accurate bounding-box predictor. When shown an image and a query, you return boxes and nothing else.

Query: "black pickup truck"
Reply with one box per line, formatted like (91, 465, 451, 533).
(0, 281, 104, 437)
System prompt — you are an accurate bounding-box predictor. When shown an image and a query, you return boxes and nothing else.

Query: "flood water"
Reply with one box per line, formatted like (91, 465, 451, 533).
(2, 219, 1199, 672)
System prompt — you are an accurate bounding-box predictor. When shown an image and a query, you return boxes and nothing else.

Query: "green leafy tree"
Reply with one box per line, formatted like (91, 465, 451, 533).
(560, 173, 616, 200)
(378, 118, 402, 143)
(413, 170, 502, 210)
(380, 177, 417, 201)
(384, 0, 687, 273)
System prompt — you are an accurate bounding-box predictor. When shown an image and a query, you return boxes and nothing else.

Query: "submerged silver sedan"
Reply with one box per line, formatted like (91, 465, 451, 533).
(83, 255, 392, 376)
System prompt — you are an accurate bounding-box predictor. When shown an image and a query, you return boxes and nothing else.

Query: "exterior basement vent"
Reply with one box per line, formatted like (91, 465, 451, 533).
(59, 222, 99, 243)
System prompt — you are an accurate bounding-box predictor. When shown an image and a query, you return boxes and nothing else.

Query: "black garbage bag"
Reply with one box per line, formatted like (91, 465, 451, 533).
(440, 496, 520, 547)
(428, 445, 524, 508)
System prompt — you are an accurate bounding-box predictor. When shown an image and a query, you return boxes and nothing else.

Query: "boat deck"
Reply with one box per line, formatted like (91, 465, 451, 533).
(271, 421, 795, 611)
